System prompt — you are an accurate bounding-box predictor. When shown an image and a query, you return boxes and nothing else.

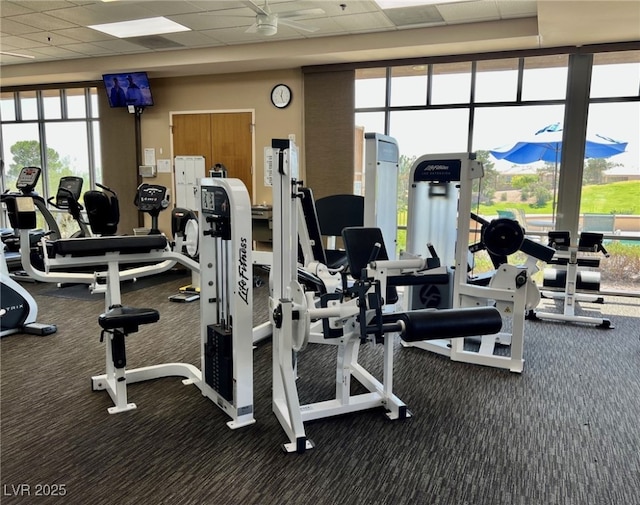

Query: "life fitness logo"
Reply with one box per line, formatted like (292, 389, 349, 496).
(237, 237, 250, 306)
(414, 159, 461, 182)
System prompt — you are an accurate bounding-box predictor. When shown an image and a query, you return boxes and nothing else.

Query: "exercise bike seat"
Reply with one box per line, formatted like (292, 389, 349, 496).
(98, 305, 160, 333)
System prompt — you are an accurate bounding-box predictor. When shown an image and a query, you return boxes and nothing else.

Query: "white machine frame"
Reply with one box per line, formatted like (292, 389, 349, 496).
(198, 177, 256, 428)
(364, 132, 400, 260)
(402, 153, 535, 373)
(269, 139, 409, 453)
(13, 179, 255, 428)
(531, 241, 613, 328)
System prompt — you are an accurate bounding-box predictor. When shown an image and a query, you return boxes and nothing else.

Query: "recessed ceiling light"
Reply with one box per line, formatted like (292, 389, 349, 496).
(89, 17, 190, 38)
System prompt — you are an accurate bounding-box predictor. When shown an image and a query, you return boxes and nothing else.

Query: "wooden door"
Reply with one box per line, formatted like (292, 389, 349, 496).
(172, 112, 253, 201)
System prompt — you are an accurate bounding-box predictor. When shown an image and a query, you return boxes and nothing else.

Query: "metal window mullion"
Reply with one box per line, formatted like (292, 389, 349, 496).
(516, 58, 524, 103)
(426, 64, 433, 106)
(38, 116, 51, 202)
(60, 89, 68, 119)
(384, 67, 392, 135)
(468, 61, 477, 152)
(86, 88, 96, 188)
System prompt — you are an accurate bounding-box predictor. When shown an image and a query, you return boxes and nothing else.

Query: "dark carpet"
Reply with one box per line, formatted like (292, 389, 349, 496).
(39, 269, 191, 301)
(1, 272, 639, 505)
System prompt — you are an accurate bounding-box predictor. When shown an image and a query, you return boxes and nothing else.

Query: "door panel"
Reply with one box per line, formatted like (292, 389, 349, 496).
(211, 112, 253, 199)
(173, 114, 212, 162)
(173, 112, 253, 201)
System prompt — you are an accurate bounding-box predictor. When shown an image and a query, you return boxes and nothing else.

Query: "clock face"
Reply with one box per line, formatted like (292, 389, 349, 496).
(271, 84, 292, 109)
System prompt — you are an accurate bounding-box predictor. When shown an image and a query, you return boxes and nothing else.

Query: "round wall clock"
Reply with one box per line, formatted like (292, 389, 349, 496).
(271, 84, 292, 109)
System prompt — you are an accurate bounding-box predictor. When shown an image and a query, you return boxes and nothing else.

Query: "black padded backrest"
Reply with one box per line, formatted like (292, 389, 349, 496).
(342, 226, 398, 304)
(315, 194, 364, 237)
(84, 190, 120, 236)
(341, 227, 390, 280)
(298, 188, 327, 265)
(578, 232, 604, 250)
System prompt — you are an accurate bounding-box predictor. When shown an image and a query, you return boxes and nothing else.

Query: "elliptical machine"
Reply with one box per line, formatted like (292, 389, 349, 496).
(1, 166, 62, 272)
(0, 172, 58, 338)
(1, 246, 57, 337)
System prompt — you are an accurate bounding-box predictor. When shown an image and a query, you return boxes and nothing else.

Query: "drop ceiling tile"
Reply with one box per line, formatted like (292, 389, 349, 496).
(9, 12, 78, 30)
(1, 1, 38, 17)
(333, 11, 396, 31)
(317, 1, 381, 16)
(297, 17, 347, 36)
(54, 26, 115, 43)
(26, 45, 86, 58)
(19, 31, 83, 46)
(172, 11, 254, 31)
(437, 1, 500, 23)
(161, 30, 226, 47)
(382, 5, 444, 27)
(130, 1, 204, 17)
(7, 1, 77, 13)
(0, 35, 40, 50)
(0, 17, 42, 36)
(60, 42, 115, 56)
(93, 37, 158, 53)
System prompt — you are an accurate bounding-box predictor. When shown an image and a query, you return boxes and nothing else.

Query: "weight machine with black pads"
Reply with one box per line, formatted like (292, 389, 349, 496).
(269, 139, 503, 453)
(7, 178, 255, 428)
(527, 230, 614, 328)
(402, 153, 555, 373)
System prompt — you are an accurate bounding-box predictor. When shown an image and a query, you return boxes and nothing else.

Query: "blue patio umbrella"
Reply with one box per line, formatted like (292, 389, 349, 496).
(490, 122, 628, 218)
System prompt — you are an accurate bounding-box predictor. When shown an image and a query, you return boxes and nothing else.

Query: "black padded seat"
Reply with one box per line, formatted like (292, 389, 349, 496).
(48, 234, 168, 258)
(99, 306, 160, 333)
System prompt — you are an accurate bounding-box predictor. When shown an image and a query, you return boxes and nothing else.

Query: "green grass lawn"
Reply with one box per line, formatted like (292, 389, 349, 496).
(478, 180, 640, 216)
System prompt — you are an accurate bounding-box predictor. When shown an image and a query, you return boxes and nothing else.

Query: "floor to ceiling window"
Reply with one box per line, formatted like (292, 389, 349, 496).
(1, 86, 100, 236)
(355, 49, 640, 294)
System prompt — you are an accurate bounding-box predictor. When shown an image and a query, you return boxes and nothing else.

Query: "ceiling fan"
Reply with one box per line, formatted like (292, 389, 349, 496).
(240, 1, 324, 36)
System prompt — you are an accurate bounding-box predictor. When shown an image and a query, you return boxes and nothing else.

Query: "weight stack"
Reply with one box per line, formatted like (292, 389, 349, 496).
(205, 325, 233, 402)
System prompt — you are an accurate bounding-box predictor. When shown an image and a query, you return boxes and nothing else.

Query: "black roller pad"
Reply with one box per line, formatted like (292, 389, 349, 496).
(385, 306, 502, 342)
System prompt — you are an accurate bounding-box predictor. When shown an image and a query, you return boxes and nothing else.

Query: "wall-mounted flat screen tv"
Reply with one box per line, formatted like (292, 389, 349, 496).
(103, 71, 154, 108)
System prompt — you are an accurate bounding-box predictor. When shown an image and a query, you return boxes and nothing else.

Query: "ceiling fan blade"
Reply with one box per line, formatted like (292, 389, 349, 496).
(279, 8, 325, 19)
(0, 51, 35, 59)
(243, 0, 268, 16)
(278, 18, 319, 33)
(245, 22, 260, 33)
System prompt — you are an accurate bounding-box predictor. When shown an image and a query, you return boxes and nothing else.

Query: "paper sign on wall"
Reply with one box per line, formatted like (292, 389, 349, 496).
(264, 147, 273, 187)
(157, 159, 171, 173)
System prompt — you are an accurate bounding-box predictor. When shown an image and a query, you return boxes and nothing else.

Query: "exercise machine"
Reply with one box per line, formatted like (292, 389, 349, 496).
(527, 231, 614, 328)
(47, 176, 92, 238)
(269, 139, 502, 452)
(1, 166, 62, 273)
(134, 183, 170, 235)
(0, 245, 57, 338)
(363, 132, 400, 259)
(168, 207, 200, 302)
(402, 153, 554, 373)
(7, 178, 255, 428)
